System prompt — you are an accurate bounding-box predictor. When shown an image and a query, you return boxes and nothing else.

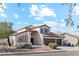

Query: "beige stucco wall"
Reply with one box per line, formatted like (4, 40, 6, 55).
(9, 36, 16, 45)
(32, 28, 44, 45)
(16, 31, 31, 45)
(64, 34, 78, 45)
(33, 32, 44, 45)
(10, 31, 31, 46)
(10, 26, 44, 46)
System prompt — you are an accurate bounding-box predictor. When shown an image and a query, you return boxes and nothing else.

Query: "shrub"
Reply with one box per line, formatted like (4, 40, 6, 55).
(48, 43, 58, 49)
(23, 43, 32, 49)
(16, 43, 32, 49)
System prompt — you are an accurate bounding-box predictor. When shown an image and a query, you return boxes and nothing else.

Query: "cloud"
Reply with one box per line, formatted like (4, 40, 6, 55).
(22, 8, 25, 11)
(43, 20, 57, 27)
(35, 17, 43, 20)
(25, 22, 28, 25)
(43, 20, 58, 31)
(61, 19, 65, 23)
(29, 5, 56, 20)
(17, 22, 21, 25)
(13, 13, 19, 18)
(39, 7, 56, 17)
(30, 5, 38, 16)
(43, 19, 66, 32)
(0, 13, 7, 18)
(60, 19, 65, 27)
(17, 21, 28, 25)
(73, 5, 79, 15)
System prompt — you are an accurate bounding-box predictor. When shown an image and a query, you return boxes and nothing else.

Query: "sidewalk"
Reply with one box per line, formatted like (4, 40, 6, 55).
(0, 46, 64, 55)
(0, 49, 64, 55)
(1, 46, 79, 55)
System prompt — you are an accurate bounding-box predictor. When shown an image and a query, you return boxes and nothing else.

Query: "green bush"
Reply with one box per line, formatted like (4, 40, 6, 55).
(0, 30, 12, 39)
(16, 43, 32, 49)
(48, 43, 58, 49)
(23, 44, 32, 49)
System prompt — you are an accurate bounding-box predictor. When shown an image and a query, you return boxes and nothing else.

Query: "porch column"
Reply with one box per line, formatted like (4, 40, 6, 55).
(12, 36, 16, 46)
(55, 39, 57, 43)
(41, 36, 44, 46)
(61, 39, 63, 46)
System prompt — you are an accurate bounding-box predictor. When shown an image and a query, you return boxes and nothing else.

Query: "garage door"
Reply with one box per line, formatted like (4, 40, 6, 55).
(56, 39, 62, 45)
(44, 39, 55, 45)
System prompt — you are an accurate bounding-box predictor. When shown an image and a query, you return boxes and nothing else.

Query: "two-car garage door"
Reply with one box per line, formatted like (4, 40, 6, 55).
(44, 39, 55, 45)
(44, 39, 62, 45)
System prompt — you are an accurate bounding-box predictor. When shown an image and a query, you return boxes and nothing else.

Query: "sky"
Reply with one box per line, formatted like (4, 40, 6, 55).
(0, 3, 79, 34)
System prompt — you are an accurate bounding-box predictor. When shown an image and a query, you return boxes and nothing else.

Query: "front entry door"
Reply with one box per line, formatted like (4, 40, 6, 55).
(31, 38, 34, 45)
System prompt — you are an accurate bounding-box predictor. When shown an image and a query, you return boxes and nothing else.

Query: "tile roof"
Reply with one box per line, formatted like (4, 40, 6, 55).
(43, 32, 64, 38)
(16, 24, 50, 31)
(62, 33, 79, 39)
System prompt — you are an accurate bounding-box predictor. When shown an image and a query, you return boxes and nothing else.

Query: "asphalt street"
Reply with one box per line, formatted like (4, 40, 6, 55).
(1, 51, 79, 56)
(22, 51, 79, 56)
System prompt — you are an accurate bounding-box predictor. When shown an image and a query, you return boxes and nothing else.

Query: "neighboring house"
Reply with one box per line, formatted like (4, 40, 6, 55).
(9, 24, 64, 47)
(62, 33, 79, 46)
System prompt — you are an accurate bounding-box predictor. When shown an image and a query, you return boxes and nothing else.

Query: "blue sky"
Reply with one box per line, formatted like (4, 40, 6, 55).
(0, 3, 79, 34)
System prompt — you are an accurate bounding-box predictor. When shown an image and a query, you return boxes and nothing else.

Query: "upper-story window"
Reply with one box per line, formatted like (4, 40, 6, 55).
(40, 28, 44, 34)
(40, 24, 50, 34)
(45, 28, 49, 34)
(40, 28, 50, 34)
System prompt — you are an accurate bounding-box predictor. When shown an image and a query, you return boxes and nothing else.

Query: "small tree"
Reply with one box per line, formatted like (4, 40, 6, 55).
(0, 30, 12, 39)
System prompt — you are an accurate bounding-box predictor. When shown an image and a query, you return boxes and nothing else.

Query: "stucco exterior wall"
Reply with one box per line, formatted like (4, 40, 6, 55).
(32, 28, 44, 45)
(33, 32, 44, 45)
(10, 31, 31, 46)
(64, 34, 78, 45)
(9, 36, 16, 45)
(16, 31, 31, 45)
(10, 25, 50, 46)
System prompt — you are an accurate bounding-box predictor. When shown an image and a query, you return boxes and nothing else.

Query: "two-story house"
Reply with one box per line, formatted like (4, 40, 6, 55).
(9, 24, 64, 47)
